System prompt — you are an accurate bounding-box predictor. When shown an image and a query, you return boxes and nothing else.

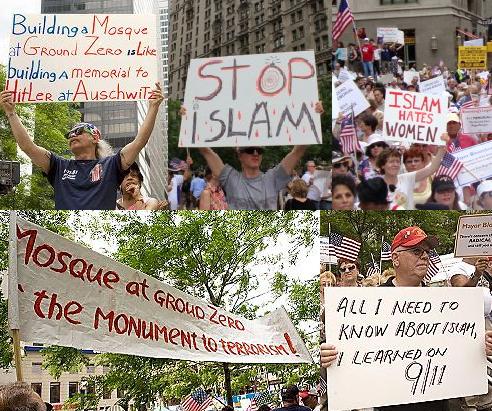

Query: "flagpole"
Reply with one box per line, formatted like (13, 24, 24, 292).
(370, 252, 376, 278)
(8, 211, 23, 382)
(379, 236, 384, 285)
(346, 0, 362, 59)
(328, 223, 332, 273)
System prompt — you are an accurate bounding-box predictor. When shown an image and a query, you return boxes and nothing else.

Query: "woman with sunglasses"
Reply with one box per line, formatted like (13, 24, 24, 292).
(0, 83, 163, 210)
(358, 134, 388, 181)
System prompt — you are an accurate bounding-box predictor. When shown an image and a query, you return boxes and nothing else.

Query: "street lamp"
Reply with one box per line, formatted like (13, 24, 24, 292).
(431, 35, 438, 51)
(456, 34, 462, 47)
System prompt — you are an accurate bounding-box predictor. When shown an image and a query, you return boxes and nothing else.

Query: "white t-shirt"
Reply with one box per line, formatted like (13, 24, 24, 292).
(168, 174, 184, 210)
(302, 172, 321, 201)
(390, 171, 417, 210)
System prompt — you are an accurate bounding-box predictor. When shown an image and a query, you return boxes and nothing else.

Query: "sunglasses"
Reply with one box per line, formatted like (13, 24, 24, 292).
(340, 264, 356, 273)
(333, 161, 350, 169)
(240, 147, 264, 155)
(65, 126, 91, 139)
(370, 143, 386, 148)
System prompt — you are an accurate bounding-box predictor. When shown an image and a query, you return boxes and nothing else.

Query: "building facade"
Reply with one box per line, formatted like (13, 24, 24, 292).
(40, 0, 167, 199)
(168, 0, 330, 101)
(332, 0, 492, 70)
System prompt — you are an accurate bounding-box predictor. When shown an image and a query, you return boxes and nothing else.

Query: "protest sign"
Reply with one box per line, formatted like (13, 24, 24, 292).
(403, 71, 420, 85)
(380, 73, 394, 85)
(9, 216, 312, 364)
(332, 77, 340, 119)
(324, 287, 487, 411)
(337, 68, 352, 83)
(377, 28, 404, 44)
(335, 80, 370, 117)
(464, 39, 484, 47)
(178, 51, 322, 147)
(453, 141, 492, 186)
(419, 76, 446, 96)
(5, 14, 158, 103)
(458, 46, 487, 70)
(454, 214, 492, 257)
(461, 107, 492, 134)
(382, 90, 447, 145)
(320, 237, 336, 264)
(312, 170, 330, 198)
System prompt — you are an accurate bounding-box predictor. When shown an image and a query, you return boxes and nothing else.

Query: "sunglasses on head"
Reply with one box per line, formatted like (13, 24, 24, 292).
(341, 264, 356, 273)
(65, 126, 91, 139)
(333, 161, 350, 169)
(240, 147, 264, 155)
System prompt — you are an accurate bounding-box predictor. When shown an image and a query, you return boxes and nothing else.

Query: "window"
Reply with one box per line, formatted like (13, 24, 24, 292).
(32, 362, 42, 374)
(31, 383, 42, 397)
(50, 382, 60, 404)
(69, 382, 78, 398)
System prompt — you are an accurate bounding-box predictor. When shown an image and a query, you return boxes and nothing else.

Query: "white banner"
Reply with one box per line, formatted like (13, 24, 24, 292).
(383, 90, 447, 145)
(377, 28, 404, 44)
(461, 107, 492, 134)
(335, 80, 370, 117)
(178, 51, 322, 147)
(454, 214, 492, 258)
(325, 287, 487, 411)
(419, 76, 446, 96)
(453, 141, 492, 186)
(10, 216, 312, 364)
(464, 39, 484, 47)
(6, 14, 158, 103)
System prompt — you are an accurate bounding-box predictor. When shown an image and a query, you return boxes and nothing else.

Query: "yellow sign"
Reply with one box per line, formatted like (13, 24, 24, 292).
(458, 46, 487, 69)
(488, 42, 492, 53)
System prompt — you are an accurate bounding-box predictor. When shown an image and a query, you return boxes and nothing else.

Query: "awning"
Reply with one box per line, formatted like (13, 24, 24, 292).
(456, 28, 481, 39)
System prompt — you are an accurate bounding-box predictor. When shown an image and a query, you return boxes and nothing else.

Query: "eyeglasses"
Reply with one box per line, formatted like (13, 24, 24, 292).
(400, 247, 430, 259)
(333, 161, 350, 169)
(240, 147, 264, 155)
(370, 143, 386, 148)
(340, 264, 356, 273)
(65, 126, 90, 139)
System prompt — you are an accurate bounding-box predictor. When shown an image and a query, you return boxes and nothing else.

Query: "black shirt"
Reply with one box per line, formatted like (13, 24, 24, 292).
(284, 198, 317, 210)
(273, 406, 311, 411)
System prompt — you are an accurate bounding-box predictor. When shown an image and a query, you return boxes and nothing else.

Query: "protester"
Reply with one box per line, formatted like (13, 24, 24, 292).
(357, 177, 391, 210)
(338, 260, 361, 287)
(284, 179, 317, 210)
(476, 180, 492, 210)
(0, 84, 163, 210)
(402, 146, 432, 206)
(358, 134, 388, 181)
(425, 175, 467, 210)
(190, 171, 207, 209)
(0, 382, 46, 411)
(272, 385, 311, 411)
(302, 160, 321, 208)
(331, 174, 356, 210)
(199, 167, 228, 210)
(299, 388, 319, 410)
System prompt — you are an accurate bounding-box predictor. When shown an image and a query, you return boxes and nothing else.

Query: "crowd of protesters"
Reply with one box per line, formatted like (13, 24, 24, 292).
(331, 36, 492, 211)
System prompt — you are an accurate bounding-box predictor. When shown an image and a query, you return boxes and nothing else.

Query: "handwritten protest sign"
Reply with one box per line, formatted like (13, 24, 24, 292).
(454, 214, 492, 257)
(178, 51, 322, 147)
(461, 107, 492, 134)
(380, 73, 394, 85)
(8, 216, 312, 364)
(325, 287, 487, 411)
(383, 90, 447, 145)
(403, 71, 420, 85)
(458, 46, 487, 70)
(332, 77, 340, 119)
(377, 28, 404, 44)
(335, 80, 370, 117)
(453, 141, 492, 186)
(419, 76, 446, 96)
(5, 14, 158, 103)
(320, 237, 336, 264)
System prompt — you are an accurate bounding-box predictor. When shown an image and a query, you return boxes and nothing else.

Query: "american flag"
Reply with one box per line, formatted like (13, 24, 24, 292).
(90, 164, 102, 183)
(329, 232, 361, 262)
(333, 0, 354, 41)
(424, 249, 441, 283)
(169, 158, 188, 171)
(249, 391, 273, 411)
(380, 241, 392, 261)
(459, 98, 475, 111)
(435, 152, 463, 180)
(366, 262, 380, 277)
(339, 113, 360, 155)
(318, 377, 327, 397)
(181, 389, 213, 411)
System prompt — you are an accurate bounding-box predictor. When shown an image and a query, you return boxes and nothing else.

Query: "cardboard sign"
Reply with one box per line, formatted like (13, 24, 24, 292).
(461, 107, 492, 134)
(382, 90, 447, 145)
(464, 39, 484, 47)
(419, 76, 446, 96)
(335, 80, 370, 117)
(458, 46, 487, 70)
(454, 214, 492, 257)
(377, 28, 404, 44)
(453, 141, 492, 186)
(337, 68, 352, 83)
(6, 14, 158, 103)
(325, 287, 487, 410)
(8, 216, 312, 364)
(178, 51, 322, 147)
(403, 70, 420, 85)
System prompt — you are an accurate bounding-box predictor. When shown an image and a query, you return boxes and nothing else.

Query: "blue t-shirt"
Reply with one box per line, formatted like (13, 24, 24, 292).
(190, 177, 207, 199)
(46, 151, 124, 210)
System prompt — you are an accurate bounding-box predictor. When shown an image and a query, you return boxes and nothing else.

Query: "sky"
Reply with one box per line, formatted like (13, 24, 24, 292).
(0, 1, 41, 65)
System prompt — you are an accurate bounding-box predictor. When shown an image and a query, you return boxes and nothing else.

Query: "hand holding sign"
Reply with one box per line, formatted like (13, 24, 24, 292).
(148, 82, 164, 110)
(320, 342, 338, 368)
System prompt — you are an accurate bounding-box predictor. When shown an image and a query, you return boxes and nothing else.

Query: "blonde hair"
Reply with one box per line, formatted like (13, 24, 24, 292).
(362, 275, 380, 287)
(290, 179, 309, 198)
(321, 270, 337, 288)
(96, 139, 114, 159)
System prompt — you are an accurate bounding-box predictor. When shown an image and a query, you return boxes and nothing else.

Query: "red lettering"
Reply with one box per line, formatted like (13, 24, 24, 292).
(16, 226, 38, 265)
(50, 251, 72, 273)
(32, 244, 55, 268)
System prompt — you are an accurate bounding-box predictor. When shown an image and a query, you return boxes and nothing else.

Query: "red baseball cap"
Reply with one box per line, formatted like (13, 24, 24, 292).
(391, 226, 439, 252)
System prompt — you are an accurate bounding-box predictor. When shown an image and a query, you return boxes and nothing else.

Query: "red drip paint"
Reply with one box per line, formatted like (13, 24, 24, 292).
(273, 108, 276, 115)
(255, 129, 260, 138)
(238, 111, 242, 120)
(18, 284, 25, 293)
(284, 333, 297, 354)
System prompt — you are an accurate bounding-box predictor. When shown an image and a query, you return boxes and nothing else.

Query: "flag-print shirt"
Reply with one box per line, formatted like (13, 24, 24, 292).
(46, 151, 124, 210)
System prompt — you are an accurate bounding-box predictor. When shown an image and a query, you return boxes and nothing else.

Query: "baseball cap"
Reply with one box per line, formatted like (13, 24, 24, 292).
(477, 180, 492, 197)
(299, 388, 318, 399)
(281, 385, 299, 401)
(391, 226, 439, 252)
(432, 175, 455, 193)
(446, 112, 460, 123)
(68, 122, 101, 138)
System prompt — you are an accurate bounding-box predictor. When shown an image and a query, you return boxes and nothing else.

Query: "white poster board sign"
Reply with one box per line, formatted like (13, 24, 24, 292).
(313, 170, 330, 198)
(419, 76, 446, 96)
(179, 51, 322, 147)
(380, 73, 394, 85)
(454, 214, 492, 257)
(461, 107, 492, 133)
(325, 287, 487, 411)
(377, 28, 404, 44)
(383, 90, 447, 145)
(6, 14, 158, 103)
(337, 68, 352, 83)
(428, 253, 475, 283)
(335, 80, 370, 117)
(320, 237, 336, 264)
(332, 77, 340, 120)
(464, 39, 484, 47)
(10, 217, 312, 364)
(453, 141, 492, 186)
(404, 70, 420, 85)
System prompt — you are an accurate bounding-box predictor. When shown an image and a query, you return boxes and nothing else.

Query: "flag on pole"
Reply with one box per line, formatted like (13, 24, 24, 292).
(333, 0, 354, 41)
(339, 113, 360, 155)
(380, 241, 392, 261)
(329, 232, 361, 262)
(318, 377, 327, 396)
(249, 391, 274, 411)
(424, 249, 441, 283)
(366, 262, 380, 277)
(435, 153, 463, 180)
(181, 389, 213, 411)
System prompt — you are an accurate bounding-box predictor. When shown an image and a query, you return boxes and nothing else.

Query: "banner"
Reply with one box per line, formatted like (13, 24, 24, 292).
(325, 287, 487, 410)
(178, 51, 322, 147)
(453, 141, 492, 186)
(454, 214, 492, 257)
(382, 90, 447, 145)
(377, 28, 404, 44)
(335, 80, 370, 117)
(464, 39, 484, 47)
(458, 46, 487, 70)
(5, 14, 158, 103)
(9, 216, 312, 364)
(418, 76, 446, 96)
(461, 107, 492, 134)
